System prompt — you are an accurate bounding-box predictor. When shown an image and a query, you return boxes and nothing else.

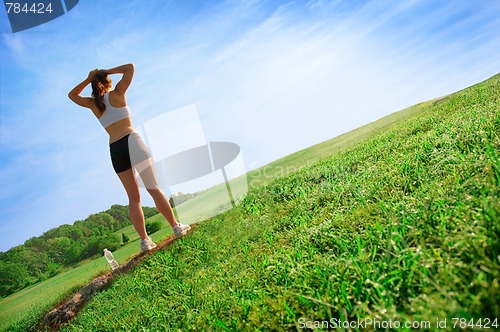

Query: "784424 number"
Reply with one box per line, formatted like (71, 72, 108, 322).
(452, 318, 498, 329)
(5, 2, 54, 14)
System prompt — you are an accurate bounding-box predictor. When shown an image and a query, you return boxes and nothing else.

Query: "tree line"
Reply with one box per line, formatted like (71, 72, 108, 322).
(169, 190, 209, 207)
(0, 204, 158, 298)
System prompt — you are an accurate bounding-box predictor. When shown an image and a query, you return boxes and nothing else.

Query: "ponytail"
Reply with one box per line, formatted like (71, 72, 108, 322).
(91, 71, 110, 114)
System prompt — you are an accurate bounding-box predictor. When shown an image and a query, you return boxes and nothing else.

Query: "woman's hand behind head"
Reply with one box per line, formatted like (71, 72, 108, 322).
(87, 68, 99, 80)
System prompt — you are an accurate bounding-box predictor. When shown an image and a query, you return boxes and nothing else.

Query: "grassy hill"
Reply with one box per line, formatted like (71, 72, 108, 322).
(5, 73, 500, 331)
(0, 222, 177, 332)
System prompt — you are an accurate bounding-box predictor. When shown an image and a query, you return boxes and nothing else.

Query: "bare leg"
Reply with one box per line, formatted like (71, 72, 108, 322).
(148, 188, 178, 228)
(138, 166, 178, 229)
(117, 168, 148, 240)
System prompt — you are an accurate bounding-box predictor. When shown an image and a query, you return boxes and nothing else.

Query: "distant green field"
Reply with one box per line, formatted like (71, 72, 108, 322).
(2, 74, 499, 331)
(245, 99, 430, 187)
(165, 97, 433, 221)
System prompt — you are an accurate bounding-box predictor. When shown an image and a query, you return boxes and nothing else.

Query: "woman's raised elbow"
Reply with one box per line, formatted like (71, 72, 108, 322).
(68, 91, 77, 101)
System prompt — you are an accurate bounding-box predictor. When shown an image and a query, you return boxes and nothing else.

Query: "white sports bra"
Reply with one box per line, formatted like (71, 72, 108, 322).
(98, 92, 131, 128)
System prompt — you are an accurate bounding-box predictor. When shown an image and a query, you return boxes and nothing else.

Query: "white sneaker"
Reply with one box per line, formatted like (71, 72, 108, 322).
(173, 223, 191, 238)
(140, 236, 157, 252)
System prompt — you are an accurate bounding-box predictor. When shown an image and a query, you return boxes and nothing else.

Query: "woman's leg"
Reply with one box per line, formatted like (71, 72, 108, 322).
(117, 168, 148, 240)
(129, 132, 190, 236)
(137, 166, 178, 228)
(148, 188, 178, 228)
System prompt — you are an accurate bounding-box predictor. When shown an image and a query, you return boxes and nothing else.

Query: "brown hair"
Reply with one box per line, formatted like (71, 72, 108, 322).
(91, 71, 111, 114)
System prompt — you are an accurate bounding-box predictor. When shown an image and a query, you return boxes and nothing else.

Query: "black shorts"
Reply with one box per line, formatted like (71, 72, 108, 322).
(109, 132, 151, 173)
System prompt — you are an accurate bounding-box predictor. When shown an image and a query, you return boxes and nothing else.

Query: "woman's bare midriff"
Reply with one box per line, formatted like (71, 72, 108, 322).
(105, 118, 135, 144)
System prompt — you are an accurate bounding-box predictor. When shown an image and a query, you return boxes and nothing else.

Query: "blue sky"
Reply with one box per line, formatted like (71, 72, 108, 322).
(1, 0, 499, 252)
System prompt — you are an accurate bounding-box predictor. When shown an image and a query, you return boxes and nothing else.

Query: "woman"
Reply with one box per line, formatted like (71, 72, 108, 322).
(68, 63, 191, 252)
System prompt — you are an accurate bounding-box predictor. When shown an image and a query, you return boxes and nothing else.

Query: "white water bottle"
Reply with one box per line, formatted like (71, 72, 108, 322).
(104, 248, 119, 271)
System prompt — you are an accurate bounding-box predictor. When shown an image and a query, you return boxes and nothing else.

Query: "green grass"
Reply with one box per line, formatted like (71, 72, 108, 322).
(0, 256, 111, 331)
(0, 219, 174, 331)
(4, 74, 500, 331)
(55, 74, 500, 331)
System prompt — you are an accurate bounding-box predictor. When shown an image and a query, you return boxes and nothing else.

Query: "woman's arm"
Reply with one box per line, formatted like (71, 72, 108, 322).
(68, 69, 98, 108)
(103, 63, 134, 95)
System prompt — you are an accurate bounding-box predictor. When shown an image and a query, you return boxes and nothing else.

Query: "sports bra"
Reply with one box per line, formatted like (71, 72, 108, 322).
(98, 92, 131, 128)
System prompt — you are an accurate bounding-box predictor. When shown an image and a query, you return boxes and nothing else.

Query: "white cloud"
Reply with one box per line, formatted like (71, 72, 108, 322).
(2, 34, 27, 60)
